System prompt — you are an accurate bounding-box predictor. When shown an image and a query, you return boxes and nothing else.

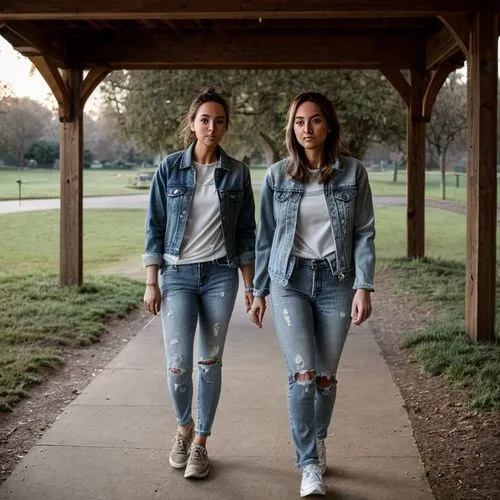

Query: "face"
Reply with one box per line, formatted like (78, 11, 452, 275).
(293, 101, 328, 152)
(190, 101, 227, 148)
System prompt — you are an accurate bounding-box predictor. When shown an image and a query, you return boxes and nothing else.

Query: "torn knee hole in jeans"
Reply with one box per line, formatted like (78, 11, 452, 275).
(198, 357, 218, 366)
(316, 374, 336, 389)
(169, 367, 185, 374)
(294, 369, 316, 385)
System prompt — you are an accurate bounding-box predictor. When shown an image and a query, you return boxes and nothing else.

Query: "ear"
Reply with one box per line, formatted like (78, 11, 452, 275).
(189, 121, 195, 132)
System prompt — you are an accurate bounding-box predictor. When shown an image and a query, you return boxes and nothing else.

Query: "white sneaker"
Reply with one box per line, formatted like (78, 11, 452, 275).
(316, 439, 326, 474)
(300, 464, 325, 497)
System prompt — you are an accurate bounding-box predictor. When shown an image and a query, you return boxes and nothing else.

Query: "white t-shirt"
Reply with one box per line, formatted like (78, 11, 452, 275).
(174, 161, 226, 264)
(292, 171, 336, 260)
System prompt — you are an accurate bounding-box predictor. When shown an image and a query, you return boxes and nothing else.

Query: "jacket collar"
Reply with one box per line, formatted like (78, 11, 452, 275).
(181, 141, 231, 171)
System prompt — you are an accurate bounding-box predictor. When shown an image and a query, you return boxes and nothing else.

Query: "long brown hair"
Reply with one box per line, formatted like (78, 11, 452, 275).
(285, 92, 349, 183)
(181, 86, 230, 147)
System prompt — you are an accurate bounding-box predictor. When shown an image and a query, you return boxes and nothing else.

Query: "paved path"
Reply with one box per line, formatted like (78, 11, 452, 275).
(0, 288, 434, 500)
(0, 193, 476, 216)
(0, 194, 150, 214)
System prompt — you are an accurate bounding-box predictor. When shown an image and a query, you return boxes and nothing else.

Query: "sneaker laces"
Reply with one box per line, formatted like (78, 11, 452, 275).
(303, 464, 323, 481)
(190, 444, 207, 464)
(173, 431, 191, 453)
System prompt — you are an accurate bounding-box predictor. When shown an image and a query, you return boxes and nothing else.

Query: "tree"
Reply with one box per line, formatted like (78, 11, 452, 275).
(84, 108, 136, 163)
(0, 97, 54, 167)
(0, 82, 13, 157)
(426, 73, 467, 200)
(100, 69, 401, 164)
(26, 139, 59, 165)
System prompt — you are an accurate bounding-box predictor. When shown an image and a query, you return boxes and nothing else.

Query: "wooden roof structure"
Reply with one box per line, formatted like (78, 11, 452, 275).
(0, 1, 498, 342)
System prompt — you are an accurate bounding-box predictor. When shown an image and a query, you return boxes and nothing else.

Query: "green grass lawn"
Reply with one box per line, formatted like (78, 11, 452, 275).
(0, 274, 144, 411)
(388, 258, 500, 409)
(0, 169, 153, 200)
(3, 167, 498, 204)
(0, 209, 146, 277)
(374, 205, 482, 262)
(368, 170, 490, 203)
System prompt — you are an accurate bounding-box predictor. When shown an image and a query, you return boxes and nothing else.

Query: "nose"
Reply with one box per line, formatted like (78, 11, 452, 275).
(304, 121, 312, 133)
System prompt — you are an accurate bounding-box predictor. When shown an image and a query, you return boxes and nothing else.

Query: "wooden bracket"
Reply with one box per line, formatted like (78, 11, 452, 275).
(423, 63, 455, 120)
(379, 65, 410, 106)
(439, 14, 472, 58)
(80, 67, 110, 107)
(28, 55, 72, 121)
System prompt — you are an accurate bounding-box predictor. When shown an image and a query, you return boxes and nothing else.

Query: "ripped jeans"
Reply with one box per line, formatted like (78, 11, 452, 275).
(270, 258, 355, 468)
(160, 258, 238, 437)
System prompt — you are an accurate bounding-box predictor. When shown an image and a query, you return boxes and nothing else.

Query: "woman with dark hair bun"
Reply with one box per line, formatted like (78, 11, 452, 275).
(143, 86, 256, 479)
(249, 92, 375, 497)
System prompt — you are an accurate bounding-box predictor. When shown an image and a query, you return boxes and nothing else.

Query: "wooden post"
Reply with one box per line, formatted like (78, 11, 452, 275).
(465, 11, 497, 342)
(59, 69, 84, 286)
(407, 68, 426, 259)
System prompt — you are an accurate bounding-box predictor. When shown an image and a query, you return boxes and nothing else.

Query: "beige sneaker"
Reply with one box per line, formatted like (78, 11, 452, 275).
(168, 427, 194, 469)
(184, 444, 210, 479)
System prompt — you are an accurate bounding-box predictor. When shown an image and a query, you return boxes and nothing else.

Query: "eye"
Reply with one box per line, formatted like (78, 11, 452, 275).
(200, 118, 208, 123)
(295, 120, 304, 126)
(216, 119, 226, 126)
(312, 118, 323, 125)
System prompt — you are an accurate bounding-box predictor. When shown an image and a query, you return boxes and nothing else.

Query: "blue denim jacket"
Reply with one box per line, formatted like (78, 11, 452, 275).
(143, 142, 256, 268)
(254, 155, 375, 296)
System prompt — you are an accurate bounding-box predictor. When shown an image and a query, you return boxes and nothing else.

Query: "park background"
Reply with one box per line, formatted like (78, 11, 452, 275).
(0, 32, 498, 444)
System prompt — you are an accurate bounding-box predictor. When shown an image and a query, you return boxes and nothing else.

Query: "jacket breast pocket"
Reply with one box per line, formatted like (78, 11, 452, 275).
(167, 186, 187, 198)
(333, 187, 357, 223)
(166, 186, 187, 216)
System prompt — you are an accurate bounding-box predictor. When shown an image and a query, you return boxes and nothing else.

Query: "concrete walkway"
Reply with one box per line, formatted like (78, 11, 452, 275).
(0, 294, 434, 500)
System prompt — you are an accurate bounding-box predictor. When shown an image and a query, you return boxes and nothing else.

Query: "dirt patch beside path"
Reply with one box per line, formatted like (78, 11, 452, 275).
(370, 269, 500, 500)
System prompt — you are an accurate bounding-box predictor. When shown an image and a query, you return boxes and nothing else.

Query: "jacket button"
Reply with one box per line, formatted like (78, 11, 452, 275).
(338, 272, 345, 280)
(174, 189, 179, 194)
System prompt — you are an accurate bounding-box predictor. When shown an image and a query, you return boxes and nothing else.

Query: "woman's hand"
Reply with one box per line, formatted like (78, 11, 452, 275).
(248, 296, 266, 328)
(244, 290, 253, 312)
(144, 283, 161, 315)
(351, 289, 372, 325)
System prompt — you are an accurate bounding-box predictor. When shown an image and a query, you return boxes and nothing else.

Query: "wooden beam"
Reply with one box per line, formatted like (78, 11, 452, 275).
(28, 55, 71, 121)
(379, 65, 410, 105)
(426, 25, 461, 69)
(465, 11, 497, 342)
(0, 0, 484, 20)
(1, 20, 67, 65)
(423, 63, 455, 119)
(407, 67, 426, 259)
(80, 67, 109, 106)
(78, 33, 425, 69)
(439, 14, 472, 57)
(59, 68, 84, 287)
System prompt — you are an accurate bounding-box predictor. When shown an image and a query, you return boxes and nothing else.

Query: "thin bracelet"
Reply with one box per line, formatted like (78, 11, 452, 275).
(244, 285, 254, 293)
(146, 282, 158, 286)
